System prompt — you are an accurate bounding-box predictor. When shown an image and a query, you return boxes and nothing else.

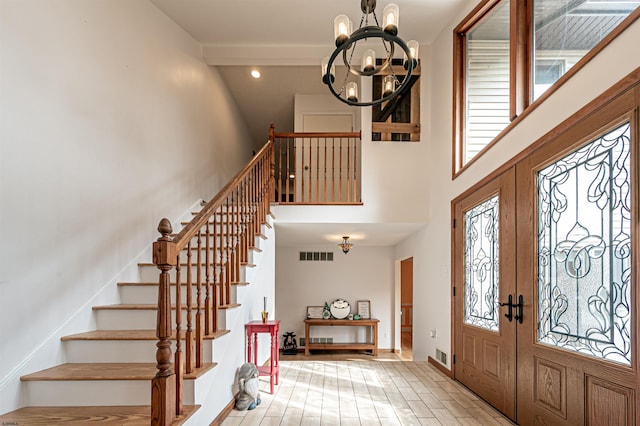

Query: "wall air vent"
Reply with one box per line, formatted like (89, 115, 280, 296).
(299, 251, 334, 261)
(435, 348, 448, 365)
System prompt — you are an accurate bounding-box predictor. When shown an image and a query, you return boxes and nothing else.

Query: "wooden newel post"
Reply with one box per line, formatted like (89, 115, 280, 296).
(151, 218, 177, 426)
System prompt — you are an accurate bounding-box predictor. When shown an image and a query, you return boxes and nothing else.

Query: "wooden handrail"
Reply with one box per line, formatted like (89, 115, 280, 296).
(151, 139, 273, 425)
(172, 140, 273, 249)
(272, 131, 361, 138)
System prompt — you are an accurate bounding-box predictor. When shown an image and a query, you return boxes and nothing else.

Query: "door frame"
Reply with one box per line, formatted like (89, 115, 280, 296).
(450, 71, 640, 425)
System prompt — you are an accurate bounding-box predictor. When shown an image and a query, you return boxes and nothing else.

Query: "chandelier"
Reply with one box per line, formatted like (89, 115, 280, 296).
(322, 0, 419, 107)
(338, 236, 354, 254)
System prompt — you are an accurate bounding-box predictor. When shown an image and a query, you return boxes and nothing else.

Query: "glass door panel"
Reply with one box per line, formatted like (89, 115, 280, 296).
(537, 122, 632, 365)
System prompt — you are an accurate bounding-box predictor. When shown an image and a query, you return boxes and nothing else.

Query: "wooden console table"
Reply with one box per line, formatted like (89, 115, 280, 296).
(304, 318, 379, 356)
(245, 320, 279, 394)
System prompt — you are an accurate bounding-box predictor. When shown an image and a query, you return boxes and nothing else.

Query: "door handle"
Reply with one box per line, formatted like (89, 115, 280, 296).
(499, 294, 514, 322)
(514, 295, 524, 324)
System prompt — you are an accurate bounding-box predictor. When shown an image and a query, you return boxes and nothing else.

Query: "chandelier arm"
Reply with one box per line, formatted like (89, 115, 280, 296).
(341, 27, 395, 77)
(372, 10, 380, 27)
(323, 29, 415, 107)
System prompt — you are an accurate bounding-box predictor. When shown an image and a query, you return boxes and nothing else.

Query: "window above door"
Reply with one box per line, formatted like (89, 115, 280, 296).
(453, 0, 640, 176)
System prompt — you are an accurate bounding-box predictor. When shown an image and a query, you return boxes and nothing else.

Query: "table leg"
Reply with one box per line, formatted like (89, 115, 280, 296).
(305, 322, 310, 356)
(275, 331, 279, 385)
(246, 330, 252, 363)
(253, 332, 258, 366)
(373, 323, 378, 356)
(269, 330, 275, 394)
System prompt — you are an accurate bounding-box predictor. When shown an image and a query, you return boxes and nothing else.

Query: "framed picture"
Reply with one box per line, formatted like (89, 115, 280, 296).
(307, 306, 324, 319)
(357, 300, 371, 319)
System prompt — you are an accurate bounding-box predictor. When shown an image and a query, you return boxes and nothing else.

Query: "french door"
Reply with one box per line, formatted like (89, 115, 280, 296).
(454, 84, 639, 424)
(515, 89, 639, 425)
(453, 167, 517, 420)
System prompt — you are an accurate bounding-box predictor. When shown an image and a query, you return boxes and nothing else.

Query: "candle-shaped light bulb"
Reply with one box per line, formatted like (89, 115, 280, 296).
(404, 40, 419, 70)
(334, 15, 351, 47)
(362, 49, 376, 73)
(346, 82, 358, 103)
(383, 75, 395, 97)
(383, 4, 399, 35)
(321, 57, 335, 84)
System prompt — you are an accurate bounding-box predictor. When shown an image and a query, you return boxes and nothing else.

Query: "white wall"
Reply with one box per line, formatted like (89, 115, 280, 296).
(403, 2, 640, 367)
(276, 55, 432, 225)
(275, 245, 395, 350)
(0, 0, 253, 413)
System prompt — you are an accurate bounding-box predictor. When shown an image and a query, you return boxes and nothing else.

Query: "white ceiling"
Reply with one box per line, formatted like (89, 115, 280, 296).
(275, 222, 426, 248)
(150, 0, 467, 247)
(151, 0, 469, 55)
(151, 0, 470, 145)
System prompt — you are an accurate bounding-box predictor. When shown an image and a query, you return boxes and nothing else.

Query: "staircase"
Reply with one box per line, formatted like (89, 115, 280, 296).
(0, 142, 275, 425)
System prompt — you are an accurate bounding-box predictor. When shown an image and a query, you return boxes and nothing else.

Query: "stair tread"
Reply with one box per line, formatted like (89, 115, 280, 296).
(93, 303, 237, 311)
(0, 405, 199, 425)
(219, 303, 241, 310)
(61, 329, 230, 341)
(118, 281, 249, 287)
(21, 363, 216, 381)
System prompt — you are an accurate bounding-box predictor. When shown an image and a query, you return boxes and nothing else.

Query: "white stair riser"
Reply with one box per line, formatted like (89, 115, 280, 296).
(26, 380, 195, 406)
(95, 309, 220, 330)
(118, 285, 221, 305)
(64, 340, 213, 363)
(138, 265, 246, 283)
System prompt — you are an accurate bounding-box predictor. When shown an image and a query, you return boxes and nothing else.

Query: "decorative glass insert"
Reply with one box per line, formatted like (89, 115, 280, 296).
(464, 195, 500, 331)
(537, 122, 632, 365)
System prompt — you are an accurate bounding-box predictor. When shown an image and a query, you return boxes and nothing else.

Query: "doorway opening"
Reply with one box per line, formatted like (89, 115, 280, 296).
(400, 257, 413, 360)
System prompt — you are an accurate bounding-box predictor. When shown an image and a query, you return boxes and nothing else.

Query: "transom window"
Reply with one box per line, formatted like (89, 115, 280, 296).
(453, 0, 640, 173)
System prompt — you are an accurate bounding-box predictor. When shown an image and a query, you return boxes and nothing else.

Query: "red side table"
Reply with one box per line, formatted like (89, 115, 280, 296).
(245, 320, 280, 394)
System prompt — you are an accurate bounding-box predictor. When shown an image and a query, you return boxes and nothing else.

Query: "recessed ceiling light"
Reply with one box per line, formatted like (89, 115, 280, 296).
(251, 69, 261, 79)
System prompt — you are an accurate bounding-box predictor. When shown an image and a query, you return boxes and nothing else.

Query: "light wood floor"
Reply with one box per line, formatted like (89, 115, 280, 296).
(399, 331, 412, 361)
(223, 353, 515, 425)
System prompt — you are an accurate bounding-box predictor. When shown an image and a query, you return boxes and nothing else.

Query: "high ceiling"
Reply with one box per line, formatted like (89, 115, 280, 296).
(151, 0, 470, 52)
(150, 0, 471, 147)
(148, 1, 469, 248)
(148, 1, 638, 248)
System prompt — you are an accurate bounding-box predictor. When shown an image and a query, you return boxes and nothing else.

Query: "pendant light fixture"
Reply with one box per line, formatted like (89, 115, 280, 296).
(338, 236, 354, 254)
(322, 0, 419, 107)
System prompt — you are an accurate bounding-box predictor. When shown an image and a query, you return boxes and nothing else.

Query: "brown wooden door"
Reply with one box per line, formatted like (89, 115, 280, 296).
(401, 257, 413, 333)
(515, 88, 639, 425)
(453, 167, 517, 421)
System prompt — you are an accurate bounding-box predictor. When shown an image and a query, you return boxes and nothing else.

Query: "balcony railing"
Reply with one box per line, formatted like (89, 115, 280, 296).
(270, 124, 362, 204)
